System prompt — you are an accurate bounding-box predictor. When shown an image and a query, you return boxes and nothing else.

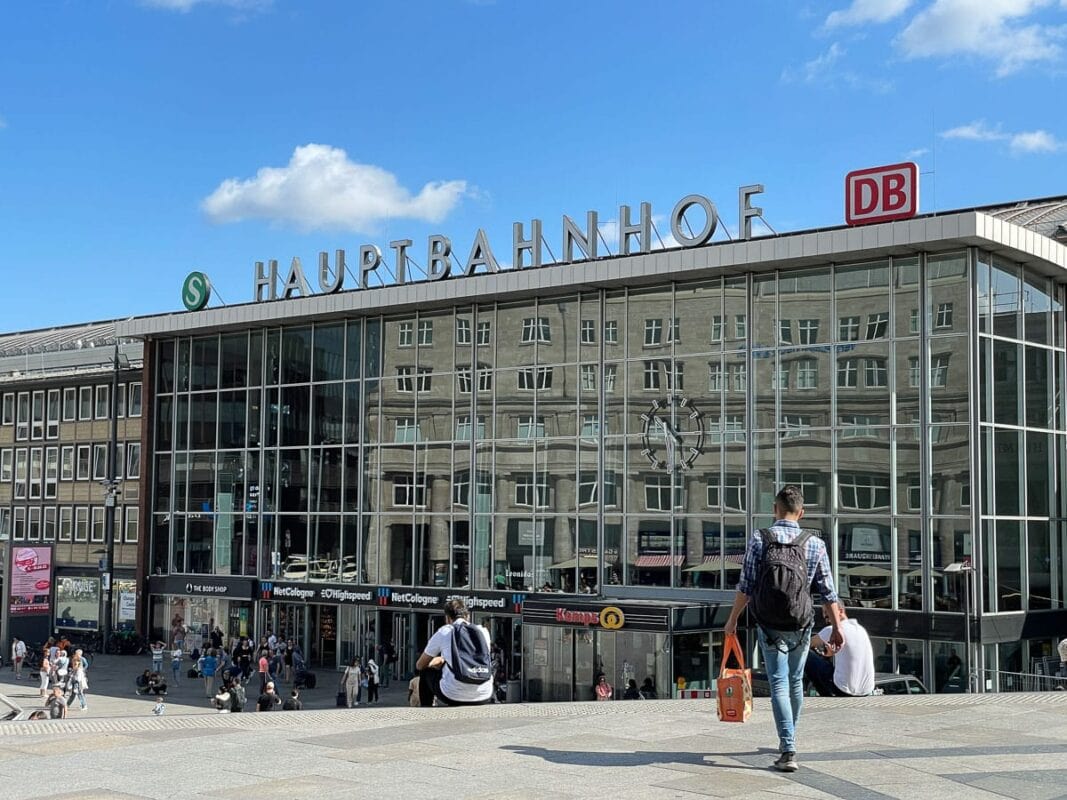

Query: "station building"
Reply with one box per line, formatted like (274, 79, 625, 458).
(104, 190, 1067, 700)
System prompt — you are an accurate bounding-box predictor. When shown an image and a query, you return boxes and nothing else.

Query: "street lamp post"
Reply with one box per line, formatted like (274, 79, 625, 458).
(101, 344, 121, 655)
(945, 561, 977, 693)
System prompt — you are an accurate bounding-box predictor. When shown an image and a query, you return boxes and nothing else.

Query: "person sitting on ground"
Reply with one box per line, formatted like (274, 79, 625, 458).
(281, 689, 303, 711)
(213, 682, 232, 713)
(803, 606, 875, 698)
(416, 598, 493, 707)
(639, 677, 658, 700)
(46, 686, 68, 719)
(146, 671, 168, 696)
(622, 679, 642, 700)
(135, 669, 152, 695)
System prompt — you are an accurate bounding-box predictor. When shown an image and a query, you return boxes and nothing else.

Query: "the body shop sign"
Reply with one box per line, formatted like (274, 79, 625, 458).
(10, 546, 53, 616)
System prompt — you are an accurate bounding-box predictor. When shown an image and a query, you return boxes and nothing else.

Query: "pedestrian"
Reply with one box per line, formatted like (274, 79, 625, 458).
(257, 649, 270, 693)
(171, 646, 183, 685)
(46, 686, 68, 719)
(724, 485, 844, 774)
(639, 677, 657, 700)
(150, 639, 165, 673)
(1058, 637, 1067, 679)
(416, 599, 493, 707)
(283, 639, 295, 684)
(38, 650, 52, 699)
(235, 637, 253, 681)
(68, 654, 88, 711)
(594, 674, 613, 701)
(201, 648, 218, 698)
(11, 636, 26, 680)
(256, 681, 281, 711)
(622, 679, 642, 700)
(282, 689, 303, 710)
(803, 607, 874, 697)
(341, 658, 362, 708)
(366, 658, 380, 703)
(380, 640, 395, 688)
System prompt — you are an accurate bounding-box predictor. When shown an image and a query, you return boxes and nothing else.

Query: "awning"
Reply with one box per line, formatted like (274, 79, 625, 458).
(685, 554, 745, 573)
(547, 555, 601, 570)
(633, 555, 685, 568)
(845, 565, 893, 578)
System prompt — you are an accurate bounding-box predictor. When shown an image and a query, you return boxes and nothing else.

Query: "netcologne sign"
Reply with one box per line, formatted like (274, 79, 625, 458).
(235, 186, 767, 305)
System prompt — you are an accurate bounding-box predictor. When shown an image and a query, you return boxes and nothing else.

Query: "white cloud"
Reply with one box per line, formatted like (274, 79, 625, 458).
(896, 0, 1066, 76)
(140, 0, 270, 12)
(826, 0, 914, 28)
(940, 119, 1063, 154)
(796, 42, 846, 82)
(905, 147, 929, 158)
(781, 42, 893, 91)
(0, 115, 7, 130)
(201, 144, 471, 232)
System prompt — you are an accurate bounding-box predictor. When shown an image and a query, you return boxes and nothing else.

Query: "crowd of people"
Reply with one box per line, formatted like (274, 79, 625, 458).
(7, 636, 92, 719)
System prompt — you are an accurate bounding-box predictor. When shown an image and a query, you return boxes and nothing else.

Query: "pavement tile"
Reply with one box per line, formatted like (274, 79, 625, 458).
(649, 771, 786, 797)
(866, 779, 1017, 800)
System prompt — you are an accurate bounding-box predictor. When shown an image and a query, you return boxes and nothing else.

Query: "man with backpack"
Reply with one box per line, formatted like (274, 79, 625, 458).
(415, 599, 493, 707)
(724, 485, 844, 774)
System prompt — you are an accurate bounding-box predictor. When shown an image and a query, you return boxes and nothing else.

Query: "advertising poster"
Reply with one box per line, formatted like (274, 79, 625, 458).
(10, 546, 53, 616)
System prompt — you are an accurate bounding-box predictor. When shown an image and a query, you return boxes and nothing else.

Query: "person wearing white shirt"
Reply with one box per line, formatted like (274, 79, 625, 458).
(12, 637, 26, 680)
(415, 599, 493, 707)
(804, 607, 875, 697)
(1057, 638, 1067, 678)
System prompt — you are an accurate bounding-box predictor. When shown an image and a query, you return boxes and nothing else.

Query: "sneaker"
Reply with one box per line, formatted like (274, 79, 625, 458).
(773, 752, 798, 772)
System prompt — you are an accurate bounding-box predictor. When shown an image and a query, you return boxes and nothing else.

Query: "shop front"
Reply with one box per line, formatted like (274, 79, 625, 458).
(147, 574, 257, 649)
(259, 581, 524, 679)
(522, 597, 727, 702)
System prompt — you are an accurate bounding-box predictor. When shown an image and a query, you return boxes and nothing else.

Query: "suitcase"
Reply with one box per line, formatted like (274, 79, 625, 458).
(305, 671, 317, 689)
(336, 691, 347, 708)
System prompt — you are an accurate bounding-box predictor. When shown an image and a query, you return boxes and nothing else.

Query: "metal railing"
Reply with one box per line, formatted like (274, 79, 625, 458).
(982, 669, 1067, 693)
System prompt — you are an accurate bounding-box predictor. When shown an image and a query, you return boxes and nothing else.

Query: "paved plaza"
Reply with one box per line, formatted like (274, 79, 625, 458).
(2, 659, 1067, 800)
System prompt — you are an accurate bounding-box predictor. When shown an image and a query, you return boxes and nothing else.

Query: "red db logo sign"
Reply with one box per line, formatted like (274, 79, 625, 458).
(845, 162, 919, 226)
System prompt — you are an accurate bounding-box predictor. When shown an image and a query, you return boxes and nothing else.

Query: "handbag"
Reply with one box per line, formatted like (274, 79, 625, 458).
(717, 633, 752, 723)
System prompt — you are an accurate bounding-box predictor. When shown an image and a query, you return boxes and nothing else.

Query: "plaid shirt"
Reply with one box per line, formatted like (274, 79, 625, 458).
(736, 520, 839, 604)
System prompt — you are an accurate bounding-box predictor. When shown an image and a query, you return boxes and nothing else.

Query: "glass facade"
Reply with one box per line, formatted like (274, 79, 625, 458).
(148, 247, 1067, 690)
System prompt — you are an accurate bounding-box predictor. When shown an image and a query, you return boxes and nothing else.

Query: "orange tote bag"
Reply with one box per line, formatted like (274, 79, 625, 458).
(717, 633, 753, 723)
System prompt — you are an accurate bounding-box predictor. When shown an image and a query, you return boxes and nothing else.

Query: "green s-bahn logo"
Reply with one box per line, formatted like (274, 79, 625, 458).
(182, 271, 212, 312)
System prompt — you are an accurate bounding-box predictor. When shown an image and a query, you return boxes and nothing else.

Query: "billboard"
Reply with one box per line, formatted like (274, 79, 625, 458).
(10, 545, 53, 616)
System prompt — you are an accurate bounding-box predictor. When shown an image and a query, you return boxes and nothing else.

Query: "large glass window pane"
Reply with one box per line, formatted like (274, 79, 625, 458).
(996, 520, 1023, 612)
(218, 391, 246, 450)
(189, 394, 217, 450)
(751, 432, 777, 515)
(838, 518, 893, 609)
(280, 385, 311, 447)
(837, 343, 891, 426)
(897, 517, 924, 611)
(537, 296, 578, 366)
(313, 323, 345, 382)
(1025, 431, 1051, 517)
(930, 337, 967, 424)
(930, 425, 969, 517)
(281, 327, 312, 384)
(992, 340, 1021, 425)
(781, 349, 830, 428)
(836, 261, 889, 341)
(675, 279, 722, 356)
(312, 383, 344, 445)
(190, 337, 218, 391)
(926, 252, 967, 335)
(1025, 346, 1051, 428)
(976, 252, 991, 335)
(219, 333, 248, 389)
(993, 430, 1021, 517)
(991, 259, 1021, 339)
(779, 266, 831, 346)
(1028, 521, 1052, 610)
(893, 257, 920, 338)
(752, 274, 776, 350)
(1022, 272, 1051, 345)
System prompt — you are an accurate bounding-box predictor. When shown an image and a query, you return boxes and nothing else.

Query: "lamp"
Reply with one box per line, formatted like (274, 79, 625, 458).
(944, 561, 977, 693)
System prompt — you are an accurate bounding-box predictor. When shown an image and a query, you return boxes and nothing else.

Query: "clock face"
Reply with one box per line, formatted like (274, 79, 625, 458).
(639, 394, 706, 471)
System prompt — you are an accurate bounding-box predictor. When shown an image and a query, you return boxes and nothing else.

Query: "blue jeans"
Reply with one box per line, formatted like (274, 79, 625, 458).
(757, 625, 812, 754)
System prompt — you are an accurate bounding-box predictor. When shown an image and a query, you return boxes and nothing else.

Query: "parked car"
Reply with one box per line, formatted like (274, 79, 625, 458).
(752, 670, 928, 697)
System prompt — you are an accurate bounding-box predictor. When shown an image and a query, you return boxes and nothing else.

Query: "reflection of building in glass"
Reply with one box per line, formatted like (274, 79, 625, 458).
(119, 196, 1067, 698)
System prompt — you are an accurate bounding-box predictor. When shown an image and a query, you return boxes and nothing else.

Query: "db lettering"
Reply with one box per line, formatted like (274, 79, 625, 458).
(845, 163, 919, 226)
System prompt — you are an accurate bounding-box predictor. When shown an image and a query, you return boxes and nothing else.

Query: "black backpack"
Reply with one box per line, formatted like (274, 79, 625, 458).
(447, 622, 492, 685)
(230, 682, 246, 712)
(751, 529, 814, 631)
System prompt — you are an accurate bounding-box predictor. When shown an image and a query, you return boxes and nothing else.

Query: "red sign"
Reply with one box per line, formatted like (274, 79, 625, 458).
(555, 608, 601, 626)
(10, 546, 53, 616)
(845, 162, 919, 226)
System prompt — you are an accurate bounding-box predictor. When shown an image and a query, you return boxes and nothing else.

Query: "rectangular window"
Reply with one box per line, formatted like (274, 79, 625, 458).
(128, 383, 143, 417)
(865, 311, 889, 339)
(604, 320, 619, 344)
(29, 447, 42, 499)
(724, 473, 746, 510)
(643, 361, 661, 390)
(62, 387, 77, 421)
(838, 316, 860, 341)
(477, 321, 491, 346)
(798, 319, 819, 345)
(417, 320, 433, 345)
(93, 443, 108, 480)
(796, 358, 818, 390)
(95, 384, 110, 419)
(76, 445, 91, 481)
(515, 473, 550, 508)
(13, 507, 25, 541)
(644, 319, 663, 346)
(91, 506, 106, 542)
(668, 317, 680, 343)
(45, 446, 58, 499)
(394, 417, 418, 443)
(398, 321, 414, 347)
(452, 470, 470, 507)
(31, 391, 45, 440)
(454, 415, 486, 440)
(392, 474, 428, 507)
(14, 448, 27, 498)
(781, 414, 813, 439)
(43, 507, 56, 542)
(0, 448, 11, 482)
(730, 363, 746, 392)
(0, 507, 10, 540)
(772, 364, 789, 390)
(930, 354, 950, 388)
(580, 415, 603, 439)
(1, 392, 13, 425)
(668, 362, 684, 391)
(779, 319, 792, 344)
(16, 392, 30, 440)
(837, 359, 858, 388)
(839, 474, 891, 510)
(517, 367, 552, 390)
(734, 315, 747, 340)
(28, 507, 41, 541)
(396, 367, 432, 392)
(909, 308, 920, 334)
(935, 303, 953, 328)
(126, 442, 141, 479)
(580, 364, 597, 391)
(46, 389, 60, 439)
(580, 319, 596, 344)
(707, 480, 721, 507)
(710, 316, 723, 342)
(604, 364, 617, 393)
(644, 474, 682, 511)
(74, 507, 89, 542)
(59, 507, 73, 542)
(864, 358, 888, 388)
(521, 317, 551, 343)
(117, 383, 126, 418)
(517, 416, 546, 439)
(125, 506, 140, 543)
(908, 357, 921, 388)
(456, 368, 472, 394)
(79, 386, 92, 420)
(477, 366, 492, 393)
(456, 318, 472, 345)
(709, 363, 724, 392)
(840, 414, 881, 438)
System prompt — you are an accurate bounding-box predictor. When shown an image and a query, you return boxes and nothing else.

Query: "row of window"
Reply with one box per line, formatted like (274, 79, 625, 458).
(0, 504, 139, 543)
(0, 442, 141, 499)
(0, 383, 143, 441)
(392, 308, 957, 351)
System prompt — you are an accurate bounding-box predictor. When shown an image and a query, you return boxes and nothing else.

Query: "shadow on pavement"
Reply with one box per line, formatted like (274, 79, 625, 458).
(501, 744, 769, 771)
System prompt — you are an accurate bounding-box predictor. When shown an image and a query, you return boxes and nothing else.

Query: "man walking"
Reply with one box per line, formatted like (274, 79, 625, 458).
(724, 485, 844, 773)
(11, 636, 26, 680)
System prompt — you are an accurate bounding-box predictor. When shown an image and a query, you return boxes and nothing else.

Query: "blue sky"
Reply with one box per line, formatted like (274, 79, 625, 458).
(0, 0, 1065, 332)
